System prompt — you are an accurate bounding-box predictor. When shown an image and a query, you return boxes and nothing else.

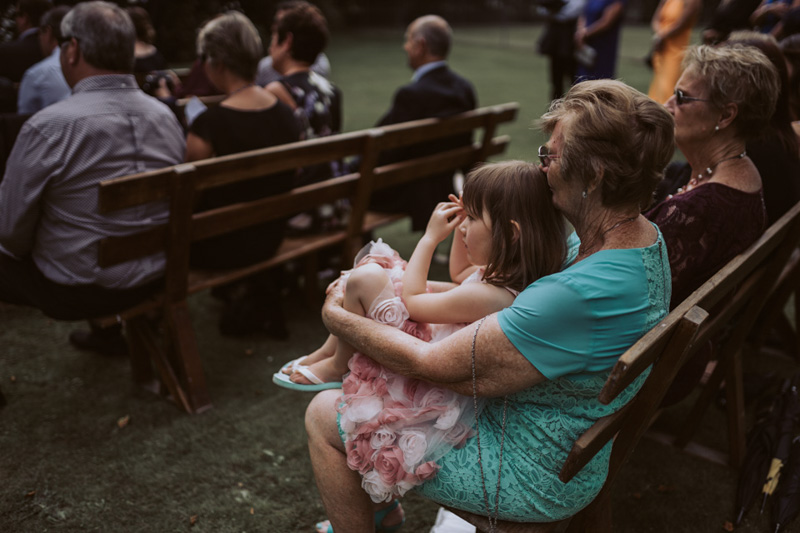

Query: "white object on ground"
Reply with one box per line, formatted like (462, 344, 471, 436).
(429, 507, 476, 533)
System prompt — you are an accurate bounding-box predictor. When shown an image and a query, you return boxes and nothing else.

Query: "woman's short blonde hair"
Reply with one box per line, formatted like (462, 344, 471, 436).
(540, 80, 675, 210)
(684, 44, 780, 140)
(197, 11, 263, 82)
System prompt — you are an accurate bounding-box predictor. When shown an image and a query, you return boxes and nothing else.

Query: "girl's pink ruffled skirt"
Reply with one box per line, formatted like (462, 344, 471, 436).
(337, 240, 478, 503)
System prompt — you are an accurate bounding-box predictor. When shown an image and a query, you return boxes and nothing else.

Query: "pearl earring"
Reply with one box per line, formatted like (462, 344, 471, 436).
(581, 189, 588, 199)
(715, 125, 719, 132)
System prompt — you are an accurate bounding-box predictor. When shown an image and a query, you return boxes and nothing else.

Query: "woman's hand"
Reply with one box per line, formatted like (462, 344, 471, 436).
(424, 202, 464, 245)
(325, 275, 345, 295)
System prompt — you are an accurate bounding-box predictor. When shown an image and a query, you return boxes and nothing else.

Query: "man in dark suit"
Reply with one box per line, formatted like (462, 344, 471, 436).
(0, 0, 51, 84)
(369, 15, 477, 231)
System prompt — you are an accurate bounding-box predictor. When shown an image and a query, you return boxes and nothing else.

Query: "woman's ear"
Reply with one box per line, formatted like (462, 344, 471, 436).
(717, 102, 738, 131)
(510, 220, 521, 244)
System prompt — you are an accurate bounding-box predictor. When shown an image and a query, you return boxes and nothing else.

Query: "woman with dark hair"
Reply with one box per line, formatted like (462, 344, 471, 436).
(780, 32, 800, 138)
(265, 1, 342, 185)
(125, 6, 167, 73)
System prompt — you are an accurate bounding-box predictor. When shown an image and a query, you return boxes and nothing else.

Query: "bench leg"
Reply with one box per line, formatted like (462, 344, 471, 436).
(164, 301, 212, 414)
(795, 289, 800, 359)
(127, 314, 193, 413)
(724, 349, 746, 467)
(673, 356, 725, 451)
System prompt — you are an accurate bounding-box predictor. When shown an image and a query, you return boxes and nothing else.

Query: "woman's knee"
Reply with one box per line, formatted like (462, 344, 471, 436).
(305, 389, 345, 449)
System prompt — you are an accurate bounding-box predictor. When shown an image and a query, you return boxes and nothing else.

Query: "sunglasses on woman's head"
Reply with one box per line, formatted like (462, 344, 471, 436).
(674, 89, 710, 106)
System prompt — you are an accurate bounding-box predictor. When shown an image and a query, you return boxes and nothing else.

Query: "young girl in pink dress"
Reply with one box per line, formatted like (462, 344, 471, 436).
(273, 161, 567, 506)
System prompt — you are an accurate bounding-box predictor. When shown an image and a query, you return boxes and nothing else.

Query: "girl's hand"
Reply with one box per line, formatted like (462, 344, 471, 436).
(448, 192, 464, 209)
(425, 202, 464, 244)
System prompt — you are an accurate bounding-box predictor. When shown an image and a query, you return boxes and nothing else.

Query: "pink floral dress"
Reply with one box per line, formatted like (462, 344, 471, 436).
(336, 240, 486, 503)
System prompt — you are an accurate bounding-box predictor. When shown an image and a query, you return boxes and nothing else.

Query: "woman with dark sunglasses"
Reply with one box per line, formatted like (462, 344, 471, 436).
(644, 43, 780, 404)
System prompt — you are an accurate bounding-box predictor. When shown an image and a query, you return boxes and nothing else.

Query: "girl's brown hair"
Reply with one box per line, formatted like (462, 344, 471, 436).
(462, 161, 566, 292)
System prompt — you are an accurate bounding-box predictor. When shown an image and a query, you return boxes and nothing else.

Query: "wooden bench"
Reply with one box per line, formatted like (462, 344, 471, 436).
(662, 200, 800, 467)
(451, 199, 800, 532)
(93, 103, 518, 414)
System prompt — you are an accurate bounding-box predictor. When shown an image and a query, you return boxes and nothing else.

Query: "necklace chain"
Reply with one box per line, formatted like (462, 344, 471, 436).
(684, 150, 747, 192)
(472, 317, 507, 533)
(227, 83, 255, 97)
(578, 216, 638, 257)
(600, 215, 637, 239)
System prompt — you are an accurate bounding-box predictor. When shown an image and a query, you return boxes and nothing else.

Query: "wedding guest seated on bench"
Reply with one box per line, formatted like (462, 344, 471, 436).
(256, 1, 332, 87)
(0, 1, 184, 356)
(265, 1, 343, 232)
(305, 80, 675, 532)
(265, 0, 342, 184)
(16, 5, 70, 114)
(368, 15, 477, 232)
(645, 43, 780, 404)
(185, 11, 301, 338)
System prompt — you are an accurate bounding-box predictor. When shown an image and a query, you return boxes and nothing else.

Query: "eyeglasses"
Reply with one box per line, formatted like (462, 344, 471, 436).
(674, 89, 710, 106)
(538, 145, 560, 167)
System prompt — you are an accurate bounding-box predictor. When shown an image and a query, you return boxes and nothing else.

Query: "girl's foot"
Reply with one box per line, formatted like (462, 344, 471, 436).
(290, 357, 348, 386)
(282, 335, 338, 374)
(314, 500, 405, 532)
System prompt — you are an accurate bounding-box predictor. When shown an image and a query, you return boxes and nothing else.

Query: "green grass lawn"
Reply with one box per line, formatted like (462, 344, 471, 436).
(0, 23, 787, 533)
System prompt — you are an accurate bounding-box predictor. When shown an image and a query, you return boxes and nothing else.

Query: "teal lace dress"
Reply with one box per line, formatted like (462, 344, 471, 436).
(414, 225, 671, 522)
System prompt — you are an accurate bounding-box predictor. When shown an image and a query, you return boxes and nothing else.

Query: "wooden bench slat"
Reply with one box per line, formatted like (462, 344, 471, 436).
(98, 134, 365, 212)
(97, 105, 516, 213)
(191, 133, 365, 190)
(371, 103, 517, 151)
(373, 138, 510, 192)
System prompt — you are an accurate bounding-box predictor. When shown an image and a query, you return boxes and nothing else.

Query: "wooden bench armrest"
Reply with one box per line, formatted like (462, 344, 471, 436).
(559, 408, 628, 484)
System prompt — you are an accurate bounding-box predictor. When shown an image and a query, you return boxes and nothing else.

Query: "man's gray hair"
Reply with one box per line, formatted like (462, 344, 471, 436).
(411, 15, 451, 59)
(61, 1, 135, 73)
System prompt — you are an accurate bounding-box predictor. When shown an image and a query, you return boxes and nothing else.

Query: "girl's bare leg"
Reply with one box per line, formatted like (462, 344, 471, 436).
(291, 263, 391, 385)
(282, 333, 339, 374)
(307, 390, 404, 533)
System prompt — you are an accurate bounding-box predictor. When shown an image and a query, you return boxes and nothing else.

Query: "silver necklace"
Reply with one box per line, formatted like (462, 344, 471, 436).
(471, 316, 508, 533)
(679, 150, 747, 193)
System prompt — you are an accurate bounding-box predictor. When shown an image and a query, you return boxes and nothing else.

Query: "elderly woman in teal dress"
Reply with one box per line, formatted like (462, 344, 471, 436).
(305, 79, 675, 531)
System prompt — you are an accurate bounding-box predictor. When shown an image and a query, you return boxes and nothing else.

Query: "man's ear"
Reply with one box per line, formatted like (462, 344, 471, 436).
(64, 38, 80, 66)
(282, 32, 294, 51)
(510, 220, 521, 244)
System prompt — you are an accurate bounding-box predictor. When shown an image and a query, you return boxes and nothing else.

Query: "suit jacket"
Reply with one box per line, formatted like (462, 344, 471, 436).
(0, 30, 44, 84)
(370, 64, 477, 230)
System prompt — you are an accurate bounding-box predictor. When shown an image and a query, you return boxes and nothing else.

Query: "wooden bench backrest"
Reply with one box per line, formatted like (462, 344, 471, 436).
(558, 199, 800, 486)
(95, 103, 517, 303)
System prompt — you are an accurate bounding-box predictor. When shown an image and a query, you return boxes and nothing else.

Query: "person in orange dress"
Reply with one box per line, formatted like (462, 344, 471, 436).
(647, 0, 701, 104)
